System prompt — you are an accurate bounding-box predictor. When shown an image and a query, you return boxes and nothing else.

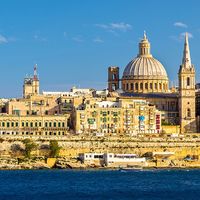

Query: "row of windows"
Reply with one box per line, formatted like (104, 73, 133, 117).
(123, 82, 168, 91)
(0, 131, 65, 136)
(100, 117, 119, 122)
(0, 121, 66, 128)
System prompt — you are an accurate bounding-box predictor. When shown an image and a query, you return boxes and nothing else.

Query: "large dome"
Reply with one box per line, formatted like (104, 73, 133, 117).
(123, 56, 168, 80)
(121, 32, 169, 93)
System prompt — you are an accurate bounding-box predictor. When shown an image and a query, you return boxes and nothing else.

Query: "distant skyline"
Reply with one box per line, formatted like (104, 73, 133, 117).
(0, 0, 200, 97)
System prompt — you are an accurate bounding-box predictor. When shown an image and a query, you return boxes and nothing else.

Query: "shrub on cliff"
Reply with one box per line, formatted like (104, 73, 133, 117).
(22, 139, 38, 158)
(49, 140, 61, 158)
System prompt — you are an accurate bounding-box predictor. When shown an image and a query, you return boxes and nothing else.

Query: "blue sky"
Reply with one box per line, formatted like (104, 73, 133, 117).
(0, 0, 200, 97)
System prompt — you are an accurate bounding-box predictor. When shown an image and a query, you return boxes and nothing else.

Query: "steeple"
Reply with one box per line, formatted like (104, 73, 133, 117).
(138, 31, 152, 57)
(33, 64, 38, 80)
(182, 32, 192, 68)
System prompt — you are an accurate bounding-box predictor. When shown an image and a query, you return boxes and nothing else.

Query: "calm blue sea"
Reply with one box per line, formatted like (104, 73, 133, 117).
(0, 169, 200, 200)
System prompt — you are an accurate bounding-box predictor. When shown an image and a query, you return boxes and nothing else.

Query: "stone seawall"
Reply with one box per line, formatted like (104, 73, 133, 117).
(1, 135, 200, 168)
(0, 135, 200, 158)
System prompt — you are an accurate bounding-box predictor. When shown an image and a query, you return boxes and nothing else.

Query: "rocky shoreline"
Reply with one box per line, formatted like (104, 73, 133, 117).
(1, 156, 200, 170)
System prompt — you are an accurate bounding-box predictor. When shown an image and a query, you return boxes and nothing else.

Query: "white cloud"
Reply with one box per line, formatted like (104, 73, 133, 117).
(33, 31, 47, 42)
(72, 36, 84, 42)
(33, 34, 47, 41)
(0, 34, 8, 44)
(93, 37, 104, 43)
(95, 22, 132, 32)
(174, 22, 188, 28)
(63, 32, 67, 37)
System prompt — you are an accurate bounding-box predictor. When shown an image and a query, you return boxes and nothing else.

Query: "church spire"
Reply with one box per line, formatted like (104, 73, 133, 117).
(33, 64, 38, 80)
(182, 32, 192, 68)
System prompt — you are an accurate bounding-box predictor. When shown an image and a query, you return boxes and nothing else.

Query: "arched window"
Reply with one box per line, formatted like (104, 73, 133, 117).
(163, 83, 165, 90)
(126, 83, 129, 90)
(159, 83, 162, 90)
(140, 83, 143, 90)
(145, 83, 148, 90)
(135, 83, 138, 90)
(150, 83, 153, 89)
(187, 108, 191, 118)
(130, 83, 134, 90)
(123, 84, 125, 90)
(155, 83, 157, 90)
(187, 77, 190, 86)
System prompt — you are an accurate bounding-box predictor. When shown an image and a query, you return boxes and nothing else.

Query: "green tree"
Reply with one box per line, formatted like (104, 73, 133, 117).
(22, 139, 38, 158)
(49, 140, 61, 158)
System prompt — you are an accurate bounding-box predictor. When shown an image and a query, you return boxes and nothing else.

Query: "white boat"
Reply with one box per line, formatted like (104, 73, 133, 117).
(119, 165, 143, 171)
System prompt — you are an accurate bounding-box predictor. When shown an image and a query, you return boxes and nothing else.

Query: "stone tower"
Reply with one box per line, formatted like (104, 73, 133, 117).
(108, 66, 120, 92)
(178, 33, 196, 133)
(23, 64, 40, 98)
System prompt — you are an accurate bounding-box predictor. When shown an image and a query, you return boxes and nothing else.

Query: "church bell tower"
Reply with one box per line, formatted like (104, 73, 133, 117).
(178, 33, 196, 133)
(23, 64, 40, 98)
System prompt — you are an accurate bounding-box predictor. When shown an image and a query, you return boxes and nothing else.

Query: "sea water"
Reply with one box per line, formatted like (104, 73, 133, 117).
(0, 169, 200, 200)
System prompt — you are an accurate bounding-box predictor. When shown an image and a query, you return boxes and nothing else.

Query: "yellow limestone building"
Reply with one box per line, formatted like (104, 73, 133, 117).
(108, 32, 196, 133)
(74, 98, 161, 135)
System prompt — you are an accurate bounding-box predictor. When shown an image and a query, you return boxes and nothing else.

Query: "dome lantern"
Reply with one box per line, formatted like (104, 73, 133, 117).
(138, 31, 151, 57)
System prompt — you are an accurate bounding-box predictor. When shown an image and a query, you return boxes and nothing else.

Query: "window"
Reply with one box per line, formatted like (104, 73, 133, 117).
(155, 83, 157, 90)
(30, 122, 33, 127)
(22, 122, 24, 127)
(159, 83, 162, 90)
(140, 83, 143, 90)
(45, 122, 48, 127)
(58, 122, 61, 127)
(187, 77, 190, 86)
(126, 83, 129, 90)
(7, 122, 10, 127)
(145, 83, 148, 90)
(62, 122, 65, 127)
(35, 122, 38, 127)
(150, 83, 153, 89)
(54, 122, 56, 127)
(130, 83, 134, 90)
(135, 83, 138, 90)
(187, 108, 191, 118)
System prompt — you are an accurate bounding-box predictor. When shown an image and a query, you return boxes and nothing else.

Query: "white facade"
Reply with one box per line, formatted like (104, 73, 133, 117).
(104, 153, 146, 166)
(78, 153, 146, 167)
